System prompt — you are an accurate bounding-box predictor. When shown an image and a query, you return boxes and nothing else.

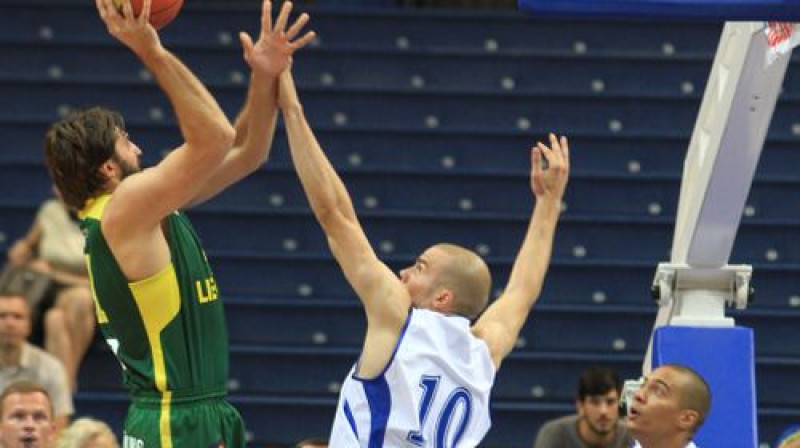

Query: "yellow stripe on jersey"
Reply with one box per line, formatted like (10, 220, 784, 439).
(160, 390, 173, 448)
(78, 193, 112, 220)
(80, 194, 112, 324)
(129, 264, 182, 448)
(84, 255, 109, 324)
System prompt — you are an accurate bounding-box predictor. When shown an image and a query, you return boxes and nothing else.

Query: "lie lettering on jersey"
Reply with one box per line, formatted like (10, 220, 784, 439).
(195, 276, 219, 304)
(123, 434, 144, 448)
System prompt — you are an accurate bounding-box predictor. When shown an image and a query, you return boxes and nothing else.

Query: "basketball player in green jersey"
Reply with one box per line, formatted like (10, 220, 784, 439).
(42, 0, 315, 446)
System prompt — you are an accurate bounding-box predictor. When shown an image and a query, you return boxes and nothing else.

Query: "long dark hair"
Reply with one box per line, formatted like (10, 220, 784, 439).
(43, 106, 125, 210)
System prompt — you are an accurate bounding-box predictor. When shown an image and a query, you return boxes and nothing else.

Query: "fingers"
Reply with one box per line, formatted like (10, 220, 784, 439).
(536, 139, 554, 166)
(291, 30, 317, 50)
(95, 0, 113, 24)
(121, 0, 134, 21)
(139, 0, 152, 24)
(274, 1, 292, 35)
(98, 0, 123, 20)
(285, 12, 309, 40)
(540, 133, 570, 171)
(531, 147, 545, 193)
(531, 146, 541, 171)
(97, 0, 127, 30)
(261, 0, 273, 36)
(239, 32, 254, 63)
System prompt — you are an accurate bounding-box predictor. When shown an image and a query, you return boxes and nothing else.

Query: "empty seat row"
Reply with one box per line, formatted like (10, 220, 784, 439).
(0, 80, 707, 135)
(0, 41, 721, 97)
(6, 136, 800, 217)
(9, 39, 800, 101)
(192, 207, 674, 252)
(7, 117, 800, 180)
(1, 1, 724, 58)
(7, 78, 800, 139)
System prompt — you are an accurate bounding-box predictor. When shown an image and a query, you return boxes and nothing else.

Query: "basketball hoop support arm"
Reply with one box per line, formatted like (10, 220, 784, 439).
(643, 21, 793, 372)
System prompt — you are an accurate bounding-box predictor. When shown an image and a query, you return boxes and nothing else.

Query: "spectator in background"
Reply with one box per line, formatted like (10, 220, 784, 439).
(6, 190, 95, 392)
(0, 292, 73, 431)
(0, 380, 57, 448)
(775, 425, 800, 448)
(627, 364, 711, 448)
(534, 366, 632, 448)
(54, 417, 119, 448)
(296, 438, 328, 448)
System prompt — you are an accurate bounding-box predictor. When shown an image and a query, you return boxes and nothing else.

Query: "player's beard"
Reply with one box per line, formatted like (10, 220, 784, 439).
(112, 153, 141, 179)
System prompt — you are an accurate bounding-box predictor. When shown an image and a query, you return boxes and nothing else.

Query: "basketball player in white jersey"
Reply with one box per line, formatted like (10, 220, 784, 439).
(277, 69, 569, 447)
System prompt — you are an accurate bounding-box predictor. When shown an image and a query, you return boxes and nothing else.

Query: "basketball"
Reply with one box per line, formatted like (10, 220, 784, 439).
(112, 0, 184, 30)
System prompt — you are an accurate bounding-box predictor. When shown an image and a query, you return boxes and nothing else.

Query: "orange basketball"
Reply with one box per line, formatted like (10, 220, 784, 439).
(112, 0, 184, 30)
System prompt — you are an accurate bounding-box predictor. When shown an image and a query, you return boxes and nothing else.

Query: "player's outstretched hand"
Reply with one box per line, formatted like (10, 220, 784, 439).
(239, 0, 317, 78)
(531, 133, 570, 201)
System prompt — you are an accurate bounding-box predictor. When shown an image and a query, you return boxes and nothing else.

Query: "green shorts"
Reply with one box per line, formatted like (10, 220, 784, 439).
(123, 387, 245, 448)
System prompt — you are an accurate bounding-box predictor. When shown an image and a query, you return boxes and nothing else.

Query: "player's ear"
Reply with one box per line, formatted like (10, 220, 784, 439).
(99, 159, 114, 177)
(99, 159, 118, 183)
(677, 409, 700, 432)
(433, 288, 454, 312)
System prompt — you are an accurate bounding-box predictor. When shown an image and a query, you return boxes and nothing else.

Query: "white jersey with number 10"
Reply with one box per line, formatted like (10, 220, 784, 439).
(329, 308, 495, 448)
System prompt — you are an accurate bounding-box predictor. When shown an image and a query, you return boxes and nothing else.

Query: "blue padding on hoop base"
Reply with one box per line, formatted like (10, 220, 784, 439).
(651, 326, 757, 448)
(518, 0, 800, 21)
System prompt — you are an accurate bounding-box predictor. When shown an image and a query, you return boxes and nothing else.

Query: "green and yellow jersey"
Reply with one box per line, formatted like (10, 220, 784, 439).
(80, 194, 231, 444)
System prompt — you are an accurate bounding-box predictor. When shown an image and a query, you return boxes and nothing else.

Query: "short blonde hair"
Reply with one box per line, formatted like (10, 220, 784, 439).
(432, 243, 492, 319)
(0, 381, 52, 417)
(54, 418, 119, 448)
